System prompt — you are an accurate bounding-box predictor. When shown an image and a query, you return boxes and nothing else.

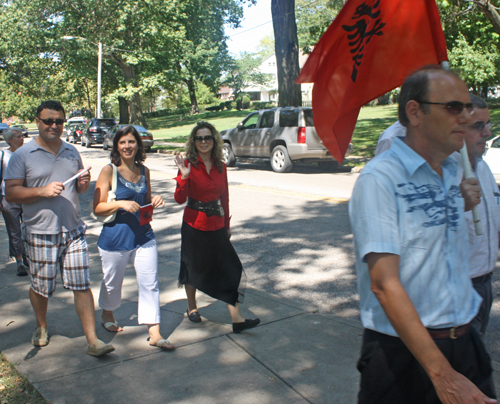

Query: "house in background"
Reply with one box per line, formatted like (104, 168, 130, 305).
(219, 51, 314, 106)
(218, 86, 234, 101)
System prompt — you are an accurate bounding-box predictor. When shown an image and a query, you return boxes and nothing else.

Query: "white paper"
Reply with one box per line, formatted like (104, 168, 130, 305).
(63, 166, 91, 186)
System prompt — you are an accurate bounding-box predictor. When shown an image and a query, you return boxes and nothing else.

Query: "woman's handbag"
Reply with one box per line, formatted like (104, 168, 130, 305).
(89, 164, 118, 223)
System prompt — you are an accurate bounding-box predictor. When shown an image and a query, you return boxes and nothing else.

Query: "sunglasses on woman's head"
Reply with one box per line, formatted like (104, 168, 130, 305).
(195, 135, 213, 142)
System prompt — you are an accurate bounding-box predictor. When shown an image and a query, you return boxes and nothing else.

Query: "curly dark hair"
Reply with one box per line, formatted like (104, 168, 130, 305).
(110, 125, 146, 166)
(185, 121, 224, 172)
(36, 100, 65, 118)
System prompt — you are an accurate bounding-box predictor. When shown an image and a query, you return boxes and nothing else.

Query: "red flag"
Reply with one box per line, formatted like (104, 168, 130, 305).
(297, 0, 448, 163)
(139, 204, 154, 226)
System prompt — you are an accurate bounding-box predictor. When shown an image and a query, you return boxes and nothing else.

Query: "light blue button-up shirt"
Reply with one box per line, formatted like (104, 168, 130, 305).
(349, 137, 481, 337)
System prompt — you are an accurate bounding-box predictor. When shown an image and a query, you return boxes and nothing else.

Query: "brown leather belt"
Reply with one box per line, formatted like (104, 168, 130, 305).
(427, 323, 470, 340)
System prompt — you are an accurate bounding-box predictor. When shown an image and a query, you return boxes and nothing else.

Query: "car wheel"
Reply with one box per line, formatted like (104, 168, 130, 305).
(222, 143, 236, 167)
(145, 147, 151, 153)
(103, 139, 108, 151)
(317, 161, 339, 171)
(270, 145, 293, 173)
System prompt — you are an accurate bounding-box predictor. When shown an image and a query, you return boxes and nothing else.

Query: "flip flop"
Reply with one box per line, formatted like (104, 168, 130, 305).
(147, 337, 175, 351)
(101, 321, 122, 332)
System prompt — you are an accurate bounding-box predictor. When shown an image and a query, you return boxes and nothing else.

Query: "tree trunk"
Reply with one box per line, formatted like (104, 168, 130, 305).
(121, 63, 147, 127)
(118, 96, 129, 124)
(84, 78, 93, 116)
(186, 76, 199, 114)
(272, 0, 302, 107)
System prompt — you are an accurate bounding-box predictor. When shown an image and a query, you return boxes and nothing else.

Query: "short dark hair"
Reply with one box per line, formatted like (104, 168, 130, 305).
(36, 101, 65, 118)
(398, 66, 462, 127)
(470, 94, 488, 109)
(110, 125, 146, 166)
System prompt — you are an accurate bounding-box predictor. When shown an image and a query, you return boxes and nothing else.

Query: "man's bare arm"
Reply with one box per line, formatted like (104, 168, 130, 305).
(5, 179, 64, 204)
(367, 253, 496, 404)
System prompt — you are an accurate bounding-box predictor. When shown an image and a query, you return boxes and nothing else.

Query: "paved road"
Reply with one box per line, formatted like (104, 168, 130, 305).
(5, 138, 500, 363)
(74, 143, 361, 317)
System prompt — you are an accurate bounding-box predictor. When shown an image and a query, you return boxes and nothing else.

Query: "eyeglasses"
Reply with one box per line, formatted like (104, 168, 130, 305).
(39, 118, 66, 126)
(417, 101, 474, 115)
(195, 135, 213, 143)
(468, 121, 492, 132)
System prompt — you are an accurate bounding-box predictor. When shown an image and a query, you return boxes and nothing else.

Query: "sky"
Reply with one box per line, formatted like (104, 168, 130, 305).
(225, 0, 274, 56)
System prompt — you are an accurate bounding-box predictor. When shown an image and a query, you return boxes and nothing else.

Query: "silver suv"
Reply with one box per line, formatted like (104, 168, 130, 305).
(220, 107, 352, 173)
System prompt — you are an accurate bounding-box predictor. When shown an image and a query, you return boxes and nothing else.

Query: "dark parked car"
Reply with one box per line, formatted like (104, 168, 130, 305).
(0, 123, 9, 138)
(65, 124, 84, 144)
(220, 107, 352, 173)
(10, 124, 29, 137)
(103, 124, 154, 152)
(81, 118, 116, 148)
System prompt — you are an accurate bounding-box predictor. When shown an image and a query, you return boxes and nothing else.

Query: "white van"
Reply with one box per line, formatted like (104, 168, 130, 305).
(67, 116, 87, 125)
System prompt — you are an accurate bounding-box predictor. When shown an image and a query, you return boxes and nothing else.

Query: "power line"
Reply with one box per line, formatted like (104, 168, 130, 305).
(228, 20, 273, 37)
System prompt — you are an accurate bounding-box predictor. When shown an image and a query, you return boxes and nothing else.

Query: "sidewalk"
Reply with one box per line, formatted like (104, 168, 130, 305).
(2, 223, 500, 404)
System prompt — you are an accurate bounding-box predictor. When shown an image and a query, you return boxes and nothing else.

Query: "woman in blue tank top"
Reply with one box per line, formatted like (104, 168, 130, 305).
(93, 125, 174, 351)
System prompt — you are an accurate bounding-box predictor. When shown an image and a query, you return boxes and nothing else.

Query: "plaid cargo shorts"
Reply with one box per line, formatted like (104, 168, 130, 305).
(25, 225, 90, 297)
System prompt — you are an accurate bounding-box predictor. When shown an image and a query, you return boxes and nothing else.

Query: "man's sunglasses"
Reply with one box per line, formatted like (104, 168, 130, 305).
(417, 101, 474, 115)
(39, 118, 66, 126)
(194, 135, 213, 142)
(468, 121, 492, 132)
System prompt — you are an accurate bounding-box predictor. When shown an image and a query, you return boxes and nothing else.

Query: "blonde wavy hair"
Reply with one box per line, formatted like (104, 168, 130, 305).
(185, 121, 224, 172)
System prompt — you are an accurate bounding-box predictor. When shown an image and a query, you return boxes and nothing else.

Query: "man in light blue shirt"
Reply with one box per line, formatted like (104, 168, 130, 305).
(349, 69, 496, 404)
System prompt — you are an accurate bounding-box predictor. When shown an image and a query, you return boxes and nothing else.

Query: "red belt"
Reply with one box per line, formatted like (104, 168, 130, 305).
(427, 323, 470, 340)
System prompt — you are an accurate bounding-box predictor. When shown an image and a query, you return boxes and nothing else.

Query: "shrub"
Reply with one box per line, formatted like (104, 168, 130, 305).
(252, 101, 275, 110)
(205, 105, 223, 112)
(236, 95, 251, 110)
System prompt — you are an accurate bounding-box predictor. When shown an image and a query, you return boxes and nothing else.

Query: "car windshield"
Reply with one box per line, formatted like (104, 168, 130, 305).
(132, 125, 147, 133)
(97, 121, 115, 127)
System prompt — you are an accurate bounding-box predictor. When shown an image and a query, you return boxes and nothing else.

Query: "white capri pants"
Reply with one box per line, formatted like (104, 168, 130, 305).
(98, 239, 160, 324)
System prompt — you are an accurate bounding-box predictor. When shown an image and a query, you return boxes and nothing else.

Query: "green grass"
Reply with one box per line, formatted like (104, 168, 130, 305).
(352, 105, 399, 157)
(0, 353, 48, 404)
(148, 110, 249, 142)
(147, 106, 399, 157)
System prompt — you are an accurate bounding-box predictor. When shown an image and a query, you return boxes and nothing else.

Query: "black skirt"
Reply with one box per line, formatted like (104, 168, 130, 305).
(179, 222, 245, 306)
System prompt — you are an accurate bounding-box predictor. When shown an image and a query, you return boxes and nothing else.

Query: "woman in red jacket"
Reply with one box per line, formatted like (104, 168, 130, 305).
(174, 121, 260, 333)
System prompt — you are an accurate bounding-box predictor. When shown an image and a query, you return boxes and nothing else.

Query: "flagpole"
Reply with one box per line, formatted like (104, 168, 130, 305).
(440, 62, 483, 236)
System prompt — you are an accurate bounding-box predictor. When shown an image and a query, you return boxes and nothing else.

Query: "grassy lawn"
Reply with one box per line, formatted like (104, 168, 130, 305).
(352, 105, 398, 157)
(149, 105, 399, 158)
(148, 110, 249, 142)
(0, 353, 48, 404)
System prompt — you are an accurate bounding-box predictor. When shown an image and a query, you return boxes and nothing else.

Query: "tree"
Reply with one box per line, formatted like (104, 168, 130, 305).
(438, 0, 500, 96)
(295, 0, 342, 53)
(256, 35, 275, 58)
(0, 0, 249, 124)
(271, 0, 301, 107)
(448, 34, 499, 96)
(172, 0, 247, 114)
(222, 52, 273, 97)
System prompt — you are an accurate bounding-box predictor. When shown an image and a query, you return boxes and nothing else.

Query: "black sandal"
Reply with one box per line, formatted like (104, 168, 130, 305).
(187, 309, 202, 323)
(233, 318, 260, 333)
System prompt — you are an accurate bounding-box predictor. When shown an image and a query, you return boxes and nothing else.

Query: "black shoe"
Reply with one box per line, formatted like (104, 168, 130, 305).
(187, 309, 202, 323)
(232, 318, 260, 333)
(17, 264, 29, 277)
